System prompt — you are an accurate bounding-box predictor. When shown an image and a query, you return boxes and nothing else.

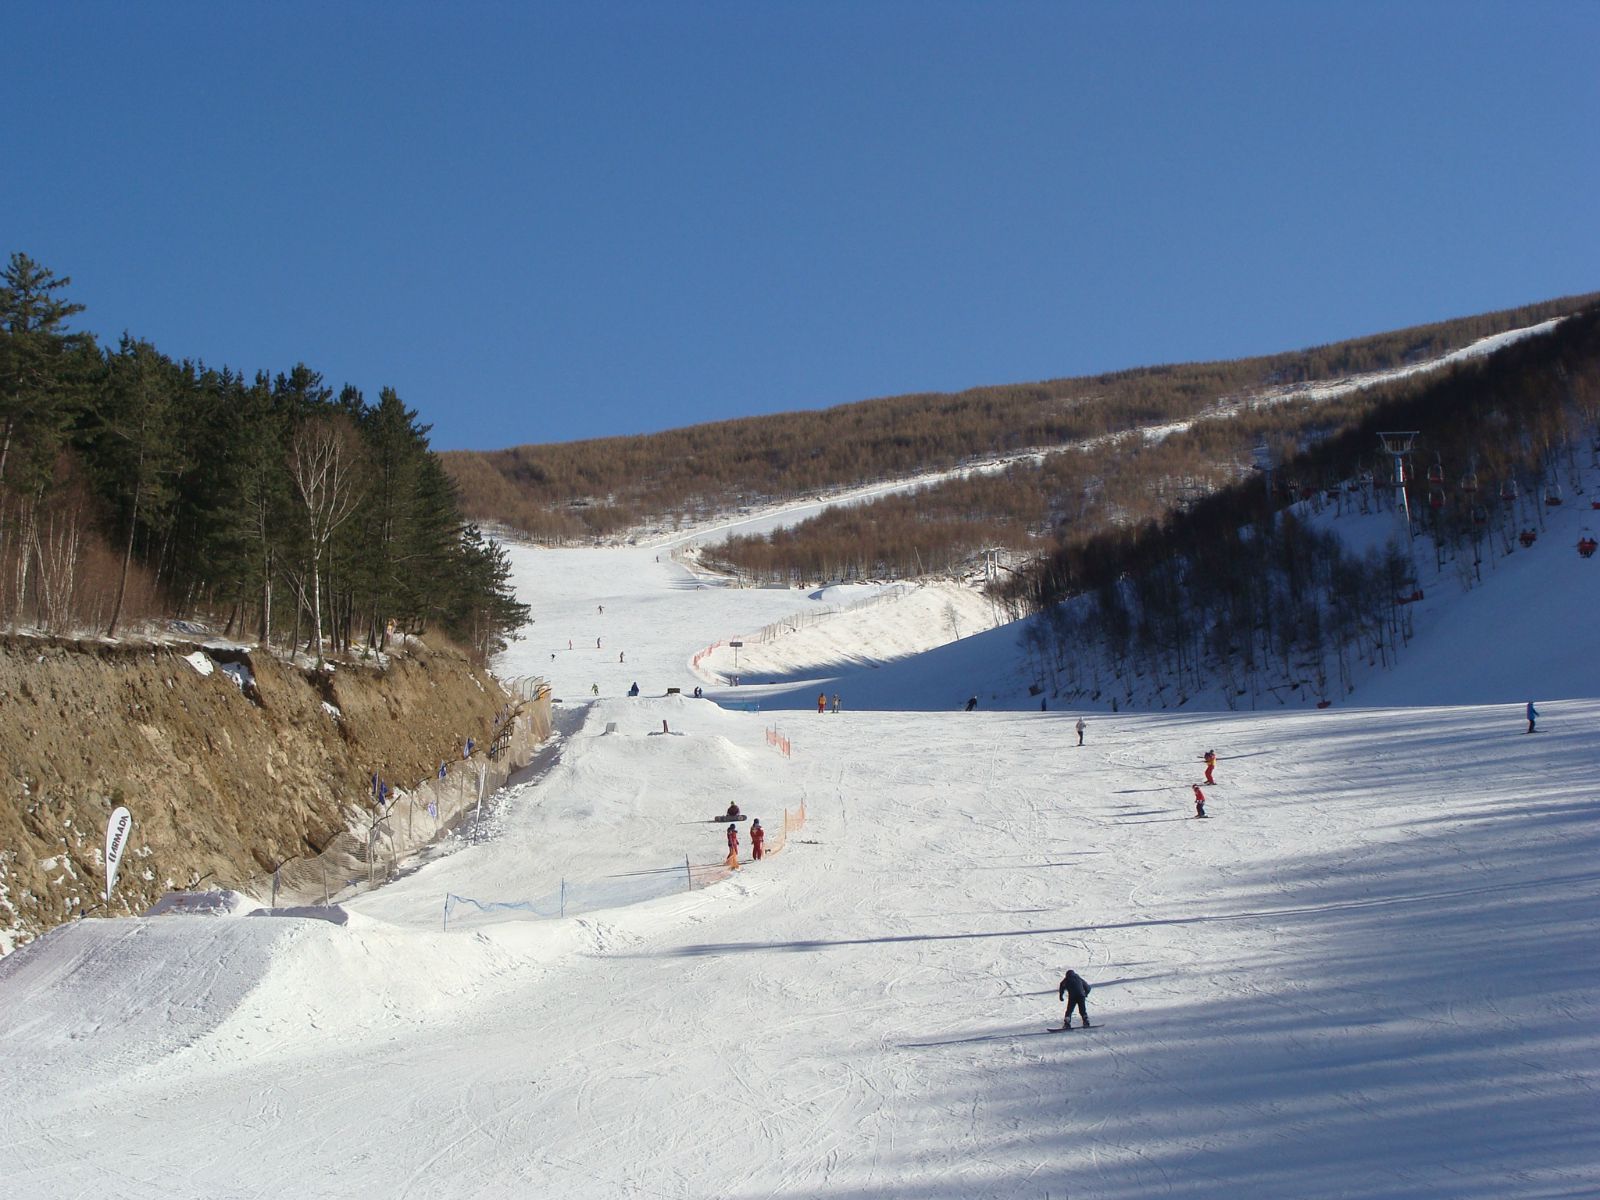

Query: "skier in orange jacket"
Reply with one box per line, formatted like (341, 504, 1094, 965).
(1203, 749, 1217, 785)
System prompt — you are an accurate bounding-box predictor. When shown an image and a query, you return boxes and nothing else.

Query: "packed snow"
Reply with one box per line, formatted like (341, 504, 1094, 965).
(3, 483, 1598, 1198)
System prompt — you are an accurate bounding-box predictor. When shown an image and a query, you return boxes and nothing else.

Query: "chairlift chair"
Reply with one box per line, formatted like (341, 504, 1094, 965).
(1426, 457, 1445, 485)
(1459, 470, 1479, 493)
(1428, 487, 1445, 511)
(1545, 484, 1564, 507)
(1500, 480, 1519, 505)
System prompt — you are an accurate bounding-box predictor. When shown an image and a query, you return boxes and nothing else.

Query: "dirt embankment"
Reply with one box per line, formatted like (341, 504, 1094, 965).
(0, 635, 515, 952)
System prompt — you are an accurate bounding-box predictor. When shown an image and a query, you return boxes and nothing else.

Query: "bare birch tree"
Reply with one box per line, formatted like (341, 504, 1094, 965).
(289, 416, 364, 667)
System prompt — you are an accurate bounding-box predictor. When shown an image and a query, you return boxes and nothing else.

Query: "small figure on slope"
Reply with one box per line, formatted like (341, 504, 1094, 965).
(725, 802, 741, 820)
(1203, 749, 1217, 785)
(818, 692, 827, 714)
(750, 818, 765, 860)
(1076, 717, 1085, 746)
(1526, 700, 1538, 734)
(628, 682, 639, 697)
(832, 693, 841, 714)
(965, 695, 978, 712)
(726, 822, 739, 859)
(1193, 783, 1208, 819)
(1059, 969, 1093, 1029)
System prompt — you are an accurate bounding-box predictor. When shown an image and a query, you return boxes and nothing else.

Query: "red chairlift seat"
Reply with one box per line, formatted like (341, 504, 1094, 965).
(1426, 463, 1445, 484)
(1545, 485, 1564, 507)
(1519, 529, 1537, 547)
(1501, 481, 1519, 504)
(1428, 487, 1445, 510)
(1459, 471, 1479, 493)
(1578, 537, 1598, 559)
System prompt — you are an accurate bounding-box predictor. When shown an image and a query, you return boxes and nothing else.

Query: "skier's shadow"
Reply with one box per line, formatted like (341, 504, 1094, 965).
(900, 1029, 1060, 1048)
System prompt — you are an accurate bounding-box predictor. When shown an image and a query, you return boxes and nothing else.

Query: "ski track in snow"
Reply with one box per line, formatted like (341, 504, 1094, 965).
(4, 423, 1600, 1196)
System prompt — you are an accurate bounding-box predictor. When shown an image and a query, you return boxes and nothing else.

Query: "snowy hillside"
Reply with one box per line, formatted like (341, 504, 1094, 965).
(2, 481, 1598, 1198)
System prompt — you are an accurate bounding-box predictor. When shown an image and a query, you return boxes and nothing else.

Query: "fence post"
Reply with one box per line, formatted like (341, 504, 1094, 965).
(322, 859, 329, 907)
(560, 878, 566, 918)
(271, 866, 279, 909)
(685, 855, 692, 891)
(442, 893, 450, 932)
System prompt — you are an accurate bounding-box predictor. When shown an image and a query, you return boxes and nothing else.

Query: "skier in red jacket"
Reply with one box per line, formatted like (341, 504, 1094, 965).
(726, 823, 739, 857)
(750, 818, 765, 859)
(1193, 783, 1208, 819)
(1203, 749, 1217, 785)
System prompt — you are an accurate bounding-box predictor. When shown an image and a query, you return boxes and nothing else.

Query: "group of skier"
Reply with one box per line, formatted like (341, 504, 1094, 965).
(724, 812, 765, 860)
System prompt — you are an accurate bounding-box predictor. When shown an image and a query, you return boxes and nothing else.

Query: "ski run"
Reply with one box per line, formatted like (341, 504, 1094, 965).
(3, 483, 1598, 1199)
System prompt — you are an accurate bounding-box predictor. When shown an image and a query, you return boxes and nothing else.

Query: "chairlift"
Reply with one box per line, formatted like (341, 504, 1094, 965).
(1459, 470, 1479, 493)
(1426, 455, 1444, 485)
(1470, 504, 1488, 527)
(1578, 531, 1598, 559)
(1500, 480, 1519, 505)
(1545, 484, 1564, 507)
(1428, 487, 1445, 511)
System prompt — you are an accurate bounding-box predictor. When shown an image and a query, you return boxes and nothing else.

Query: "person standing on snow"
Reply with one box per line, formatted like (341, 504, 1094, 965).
(1059, 969, 1092, 1028)
(832, 693, 841, 714)
(1203, 749, 1217, 785)
(1193, 783, 1208, 819)
(750, 818, 765, 859)
(1075, 717, 1086, 746)
(965, 695, 978, 712)
(726, 822, 739, 859)
(1526, 700, 1538, 734)
(818, 692, 827, 713)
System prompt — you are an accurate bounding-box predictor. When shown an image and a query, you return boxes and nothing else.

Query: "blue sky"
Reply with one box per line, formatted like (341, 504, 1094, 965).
(6, 1, 1598, 451)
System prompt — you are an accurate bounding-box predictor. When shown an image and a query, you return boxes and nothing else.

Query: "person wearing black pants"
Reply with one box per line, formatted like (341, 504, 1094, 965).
(1059, 969, 1092, 1028)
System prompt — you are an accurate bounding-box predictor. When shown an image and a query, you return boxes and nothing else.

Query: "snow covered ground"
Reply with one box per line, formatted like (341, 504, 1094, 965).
(3, 484, 1599, 1197)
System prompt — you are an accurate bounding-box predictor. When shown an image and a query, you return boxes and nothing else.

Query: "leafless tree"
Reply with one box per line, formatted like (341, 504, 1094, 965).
(289, 416, 364, 667)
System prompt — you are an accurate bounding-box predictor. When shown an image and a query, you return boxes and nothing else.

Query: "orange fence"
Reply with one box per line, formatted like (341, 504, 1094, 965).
(765, 725, 793, 758)
(685, 799, 807, 888)
(690, 640, 725, 674)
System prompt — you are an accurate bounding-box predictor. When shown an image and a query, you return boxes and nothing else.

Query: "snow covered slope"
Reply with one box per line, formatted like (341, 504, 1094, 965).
(3, 469, 1598, 1199)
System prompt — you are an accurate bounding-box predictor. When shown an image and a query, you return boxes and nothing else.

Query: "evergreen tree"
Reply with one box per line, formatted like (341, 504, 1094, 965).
(91, 337, 184, 636)
(0, 253, 93, 492)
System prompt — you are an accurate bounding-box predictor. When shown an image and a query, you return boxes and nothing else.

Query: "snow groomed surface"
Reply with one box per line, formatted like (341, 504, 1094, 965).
(3, 496, 1599, 1198)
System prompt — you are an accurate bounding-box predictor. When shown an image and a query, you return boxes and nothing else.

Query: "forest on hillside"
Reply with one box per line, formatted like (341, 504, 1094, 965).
(444, 292, 1600, 545)
(994, 309, 1600, 710)
(0, 253, 528, 660)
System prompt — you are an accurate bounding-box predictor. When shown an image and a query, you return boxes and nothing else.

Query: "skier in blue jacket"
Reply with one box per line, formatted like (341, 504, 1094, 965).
(1526, 700, 1538, 734)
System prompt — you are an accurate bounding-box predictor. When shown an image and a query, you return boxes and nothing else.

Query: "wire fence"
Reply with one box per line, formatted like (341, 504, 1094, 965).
(223, 679, 553, 907)
(443, 799, 808, 930)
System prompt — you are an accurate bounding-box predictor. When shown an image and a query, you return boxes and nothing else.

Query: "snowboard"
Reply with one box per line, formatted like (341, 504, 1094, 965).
(712, 814, 749, 823)
(1048, 1024, 1096, 1032)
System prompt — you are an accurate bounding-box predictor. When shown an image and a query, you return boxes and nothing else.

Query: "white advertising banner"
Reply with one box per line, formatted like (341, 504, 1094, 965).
(104, 806, 133, 902)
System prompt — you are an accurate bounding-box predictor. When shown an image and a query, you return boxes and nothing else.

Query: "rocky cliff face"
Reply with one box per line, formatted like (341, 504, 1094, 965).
(0, 634, 516, 952)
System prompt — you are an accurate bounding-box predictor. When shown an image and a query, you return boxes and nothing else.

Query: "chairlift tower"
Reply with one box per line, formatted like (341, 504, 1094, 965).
(1377, 432, 1419, 540)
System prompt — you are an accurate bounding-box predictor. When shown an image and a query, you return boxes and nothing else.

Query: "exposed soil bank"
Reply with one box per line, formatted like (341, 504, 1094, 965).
(0, 634, 526, 952)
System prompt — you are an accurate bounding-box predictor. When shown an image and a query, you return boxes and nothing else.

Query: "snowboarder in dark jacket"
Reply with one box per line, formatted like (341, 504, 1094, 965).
(1059, 969, 1092, 1028)
(1526, 700, 1538, 734)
